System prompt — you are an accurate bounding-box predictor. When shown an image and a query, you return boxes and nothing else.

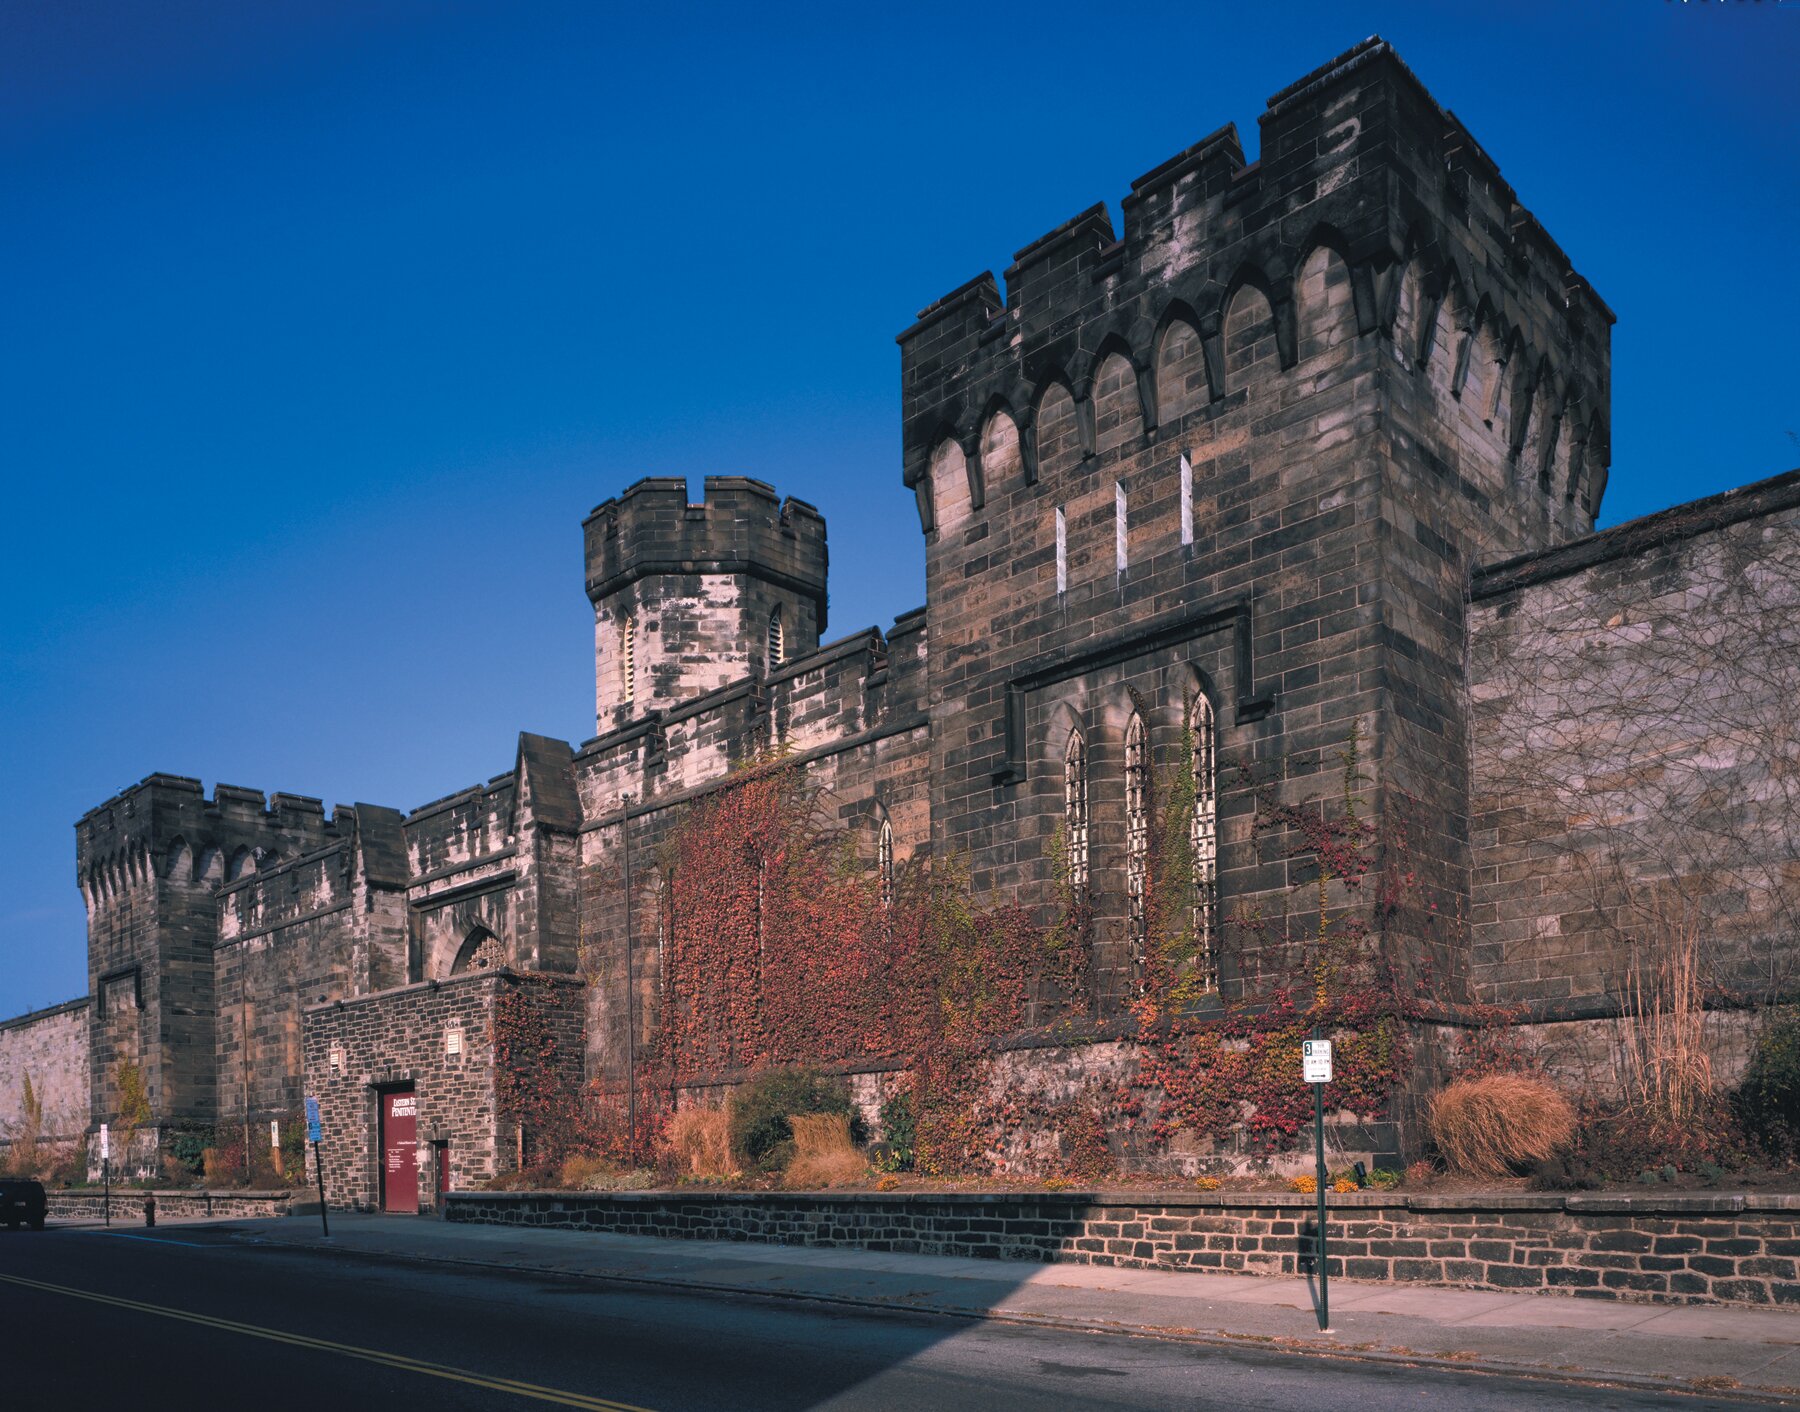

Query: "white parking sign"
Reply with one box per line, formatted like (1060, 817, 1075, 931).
(1303, 1039, 1333, 1084)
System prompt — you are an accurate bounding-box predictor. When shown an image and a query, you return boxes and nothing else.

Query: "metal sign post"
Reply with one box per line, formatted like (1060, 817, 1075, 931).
(99, 1123, 110, 1229)
(1302, 1037, 1333, 1332)
(305, 1096, 329, 1238)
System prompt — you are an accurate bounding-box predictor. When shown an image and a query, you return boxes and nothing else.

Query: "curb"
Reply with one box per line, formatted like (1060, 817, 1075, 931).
(229, 1228, 1798, 1405)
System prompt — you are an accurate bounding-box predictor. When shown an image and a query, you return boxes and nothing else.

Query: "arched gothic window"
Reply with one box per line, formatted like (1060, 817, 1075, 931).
(1063, 729, 1089, 895)
(1124, 712, 1150, 980)
(767, 605, 785, 673)
(877, 818, 894, 911)
(451, 928, 505, 976)
(1190, 693, 1219, 990)
(622, 615, 637, 707)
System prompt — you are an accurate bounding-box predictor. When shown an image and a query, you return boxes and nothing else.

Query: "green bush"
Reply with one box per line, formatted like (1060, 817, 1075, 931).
(727, 1068, 861, 1173)
(875, 1090, 916, 1172)
(163, 1126, 213, 1179)
(1735, 1011, 1800, 1159)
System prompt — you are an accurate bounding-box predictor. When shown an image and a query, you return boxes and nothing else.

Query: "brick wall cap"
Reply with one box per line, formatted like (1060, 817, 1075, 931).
(0, 995, 91, 1032)
(443, 1188, 1800, 1215)
(1564, 1194, 1747, 1215)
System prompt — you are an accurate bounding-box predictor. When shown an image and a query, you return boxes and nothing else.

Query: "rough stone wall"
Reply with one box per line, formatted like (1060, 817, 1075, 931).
(302, 972, 583, 1210)
(1468, 471, 1800, 1009)
(448, 1188, 1800, 1308)
(0, 999, 89, 1144)
(405, 775, 529, 983)
(211, 804, 411, 1135)
(46, 1189, 297, 1221)
(896, 38, 1612, 1014)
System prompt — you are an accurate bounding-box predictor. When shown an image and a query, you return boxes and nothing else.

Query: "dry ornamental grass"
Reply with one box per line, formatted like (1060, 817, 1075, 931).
(783, 1112, 868, 1189)
(1428, 1074, 1576, 1178)
(662, 1105, 737, 1180)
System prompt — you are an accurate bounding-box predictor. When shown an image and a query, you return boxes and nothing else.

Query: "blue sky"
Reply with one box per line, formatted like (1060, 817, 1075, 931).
(1, 0, 1795, 1017)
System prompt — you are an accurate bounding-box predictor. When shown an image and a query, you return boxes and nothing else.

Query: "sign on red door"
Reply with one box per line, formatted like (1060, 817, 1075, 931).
(381, 1088, 418, 1213)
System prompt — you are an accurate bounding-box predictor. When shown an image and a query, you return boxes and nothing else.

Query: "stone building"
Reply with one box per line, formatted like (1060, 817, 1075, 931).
(3, 38, 1795, 1206)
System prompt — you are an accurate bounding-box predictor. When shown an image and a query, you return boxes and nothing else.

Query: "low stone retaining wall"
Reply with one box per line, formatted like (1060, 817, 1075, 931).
(46, 1188, 303, 1222)
(445, 1188, 1800, 1308)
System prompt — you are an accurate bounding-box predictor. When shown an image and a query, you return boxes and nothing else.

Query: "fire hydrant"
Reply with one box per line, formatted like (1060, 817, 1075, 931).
(144, 1194, 156, 1228)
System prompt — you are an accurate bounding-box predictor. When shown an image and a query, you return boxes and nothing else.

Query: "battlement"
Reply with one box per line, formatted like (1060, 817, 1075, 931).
(75, 773, 344, 909)
(897, 36, 1613, 532)
(583, 475, 828, 623)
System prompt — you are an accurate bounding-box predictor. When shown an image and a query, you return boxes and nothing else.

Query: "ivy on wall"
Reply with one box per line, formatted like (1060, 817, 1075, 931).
(599, 723, 1420, 1178)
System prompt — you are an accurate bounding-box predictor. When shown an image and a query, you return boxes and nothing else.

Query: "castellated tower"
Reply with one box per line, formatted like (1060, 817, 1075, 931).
(583, 476, 829, 730)
(897, 37, 1612, 1011)
(74, 776, 341, 1144)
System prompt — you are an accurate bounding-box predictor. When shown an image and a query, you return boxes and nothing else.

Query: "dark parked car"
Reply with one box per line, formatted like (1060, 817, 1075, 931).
(1, 1178, 47, 1230)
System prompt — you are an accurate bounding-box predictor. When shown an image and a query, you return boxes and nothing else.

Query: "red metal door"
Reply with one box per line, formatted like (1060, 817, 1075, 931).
(380, 1089, 418, 1213)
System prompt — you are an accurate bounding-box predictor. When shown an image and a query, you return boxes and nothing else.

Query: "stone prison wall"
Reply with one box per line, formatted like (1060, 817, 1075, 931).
(0, 999, 90, 1151)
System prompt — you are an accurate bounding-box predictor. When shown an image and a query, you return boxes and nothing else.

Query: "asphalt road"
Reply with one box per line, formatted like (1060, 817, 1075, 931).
(0, 1224, 1752, 1411)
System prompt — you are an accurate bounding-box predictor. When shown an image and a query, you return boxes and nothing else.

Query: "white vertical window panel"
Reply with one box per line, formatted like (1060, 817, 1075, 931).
(1180, 453, 1194, 546)
(1055, 506, 1068, 594)
(1115, 481, 1128, 574)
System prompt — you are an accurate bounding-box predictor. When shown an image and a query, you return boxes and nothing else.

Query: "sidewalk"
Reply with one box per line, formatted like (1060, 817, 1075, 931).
(224, 1212, 1800, 1403)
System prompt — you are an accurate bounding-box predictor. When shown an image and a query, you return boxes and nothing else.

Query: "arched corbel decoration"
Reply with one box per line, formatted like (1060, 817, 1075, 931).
(1217, 262, 1284, 395)
(1082, 330, 1149, 454)
(976, 392, 1025, 501)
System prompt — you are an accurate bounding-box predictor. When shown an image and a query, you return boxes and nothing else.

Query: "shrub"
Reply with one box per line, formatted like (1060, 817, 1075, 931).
(661, 1106, 736, 1181)
(1366, 1167, 1402, 1191)
(1538, 1093, 1747, 1185)
(875, 1173, 900, 1191)
(559, 1153, 615, 1189)
(164, 1126, 212, 1180)
(1403, 1159, 1436, 1189)
(203, 1143, 243, 1186)
(1194, 1175, 1222, 1192)
(1734, 1011, 1800, 1159)
(1288, 1173, 1317, 1193)
(783, 1113, 867, 1189)
(876, 1090, 916, 1172)
(1331, 1177, 1358, 1194)
(728, 1067, 859, 1174)
(1428, 1074, 1575, 1179)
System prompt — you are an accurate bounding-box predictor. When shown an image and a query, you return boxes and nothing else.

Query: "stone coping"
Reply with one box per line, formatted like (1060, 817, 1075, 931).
(447, 1188, 1800, 1215)
(50, 1187, 298, 1199)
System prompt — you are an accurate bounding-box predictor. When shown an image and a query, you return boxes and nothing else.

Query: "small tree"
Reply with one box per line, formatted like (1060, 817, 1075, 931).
(4, 1072, 44, 1176)
(114, 1059, 152, 1174)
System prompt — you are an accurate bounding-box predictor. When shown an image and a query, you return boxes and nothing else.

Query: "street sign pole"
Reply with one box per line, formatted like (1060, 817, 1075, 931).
(312, 1142, 329, 1238)
(305, 1095, 329, 1238)
(1302, 1035, 1333, 1332)
(1314, 1059, 1329, 1332)
(100, 1122, 110, 1229)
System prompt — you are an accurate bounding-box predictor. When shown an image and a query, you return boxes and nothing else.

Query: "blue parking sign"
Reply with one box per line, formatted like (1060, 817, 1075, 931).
(305, 1095, 322, 1144)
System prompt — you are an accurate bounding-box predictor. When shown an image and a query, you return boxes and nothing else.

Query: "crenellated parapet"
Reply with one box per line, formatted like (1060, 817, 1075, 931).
(897, 36, 1614, 537)
(76, 774, 342, 915)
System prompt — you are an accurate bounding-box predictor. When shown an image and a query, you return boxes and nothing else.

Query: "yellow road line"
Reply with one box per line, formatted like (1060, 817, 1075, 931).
(0, 1272, 658, 1411)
